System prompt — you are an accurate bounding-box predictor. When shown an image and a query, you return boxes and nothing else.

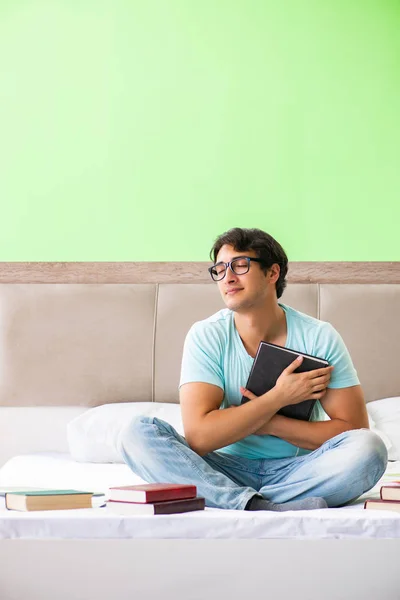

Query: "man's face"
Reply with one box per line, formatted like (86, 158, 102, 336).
(214, 244, 278, 312)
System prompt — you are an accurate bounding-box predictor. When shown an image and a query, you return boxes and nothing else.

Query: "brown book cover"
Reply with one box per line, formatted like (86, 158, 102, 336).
(106, 496, 205, 515)
(364, 499, 400, 513)
(5, 489, 93, 511)
(108, 483, 197, 504)
(380, 485, 400, 502)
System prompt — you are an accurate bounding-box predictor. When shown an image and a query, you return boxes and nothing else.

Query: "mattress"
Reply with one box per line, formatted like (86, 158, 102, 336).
(0, 452, 399, 540)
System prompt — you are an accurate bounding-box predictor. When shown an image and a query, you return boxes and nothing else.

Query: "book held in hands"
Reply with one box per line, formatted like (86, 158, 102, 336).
(108, 483, 197, 504)
(241, 341, 330, 421)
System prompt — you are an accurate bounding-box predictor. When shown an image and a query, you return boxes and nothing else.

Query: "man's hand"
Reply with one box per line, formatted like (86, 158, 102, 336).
(241, 355, 334, 408)
(241, 355, 334, 438)
(238, 386, 284, 436)
(274, 354, 334, 406)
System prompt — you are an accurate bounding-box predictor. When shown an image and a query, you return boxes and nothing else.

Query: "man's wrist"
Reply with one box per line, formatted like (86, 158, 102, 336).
(263, 387, 284, 412)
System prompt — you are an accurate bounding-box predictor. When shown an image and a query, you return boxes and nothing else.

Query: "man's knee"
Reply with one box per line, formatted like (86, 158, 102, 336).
(355, 428, 387, 459)
(117, 414, 154, 455)
(348, 428, 388, 478)
(125, 414, 154, 435)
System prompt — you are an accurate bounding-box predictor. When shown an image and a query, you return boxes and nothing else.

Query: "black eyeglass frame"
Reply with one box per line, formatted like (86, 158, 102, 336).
(208, 256, 268, 281)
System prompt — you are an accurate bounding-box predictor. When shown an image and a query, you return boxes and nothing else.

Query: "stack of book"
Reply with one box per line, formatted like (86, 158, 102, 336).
(106, 483, 205, 515)
(364, 483, 400, 512)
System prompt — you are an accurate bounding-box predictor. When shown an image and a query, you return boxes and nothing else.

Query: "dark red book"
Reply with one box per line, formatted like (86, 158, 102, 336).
(106, 496, 205, 515)
(380, 485, 400, 502)
(108, 483, 197, 504)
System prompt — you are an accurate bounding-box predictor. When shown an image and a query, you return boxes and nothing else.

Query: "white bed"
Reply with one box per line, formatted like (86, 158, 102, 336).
(1, 402, 400, 600)
(1, 453, 400, 600)
(1, 453, 400, 542)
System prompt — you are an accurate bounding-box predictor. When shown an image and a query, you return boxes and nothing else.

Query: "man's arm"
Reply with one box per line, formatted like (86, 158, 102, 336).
(254, 385, 369, 450)
(180, 381, 283, 456)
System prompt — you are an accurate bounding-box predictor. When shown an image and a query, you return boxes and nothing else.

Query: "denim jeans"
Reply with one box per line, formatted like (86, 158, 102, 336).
(118, 416, 388, 510)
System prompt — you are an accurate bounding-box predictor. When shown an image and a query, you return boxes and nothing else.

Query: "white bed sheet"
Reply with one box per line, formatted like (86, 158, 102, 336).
(0, 452, 399, 540)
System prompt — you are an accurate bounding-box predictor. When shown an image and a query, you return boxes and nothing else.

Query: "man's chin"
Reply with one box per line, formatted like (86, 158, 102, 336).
(224, 298, 249, 312)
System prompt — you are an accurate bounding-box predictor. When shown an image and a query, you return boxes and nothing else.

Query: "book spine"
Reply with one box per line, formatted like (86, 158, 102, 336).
(154, 498, 205, 514)
(380, 486, 400, 502)
(145, 487, 197, 503)
(365, 499, 400, 506)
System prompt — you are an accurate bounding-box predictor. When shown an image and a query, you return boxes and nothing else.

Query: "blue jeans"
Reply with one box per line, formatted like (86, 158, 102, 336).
(119, 416, 388, 509)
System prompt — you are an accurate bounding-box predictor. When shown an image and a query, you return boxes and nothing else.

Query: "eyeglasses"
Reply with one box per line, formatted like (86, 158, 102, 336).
(208, 256, 267, 281)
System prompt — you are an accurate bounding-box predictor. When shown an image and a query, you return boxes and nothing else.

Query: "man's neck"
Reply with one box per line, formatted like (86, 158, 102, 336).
(234, 302, 287, 358)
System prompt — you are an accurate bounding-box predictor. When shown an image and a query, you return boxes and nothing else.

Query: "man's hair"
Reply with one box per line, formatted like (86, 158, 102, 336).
(209, 227, 288, 299)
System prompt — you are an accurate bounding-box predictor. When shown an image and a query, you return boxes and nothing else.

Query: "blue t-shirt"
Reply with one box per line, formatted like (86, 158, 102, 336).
(179, 302, 360, 459)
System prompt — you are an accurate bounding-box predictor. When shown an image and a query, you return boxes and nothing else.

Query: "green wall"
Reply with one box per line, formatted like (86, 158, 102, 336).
(1, 1, 399, 261)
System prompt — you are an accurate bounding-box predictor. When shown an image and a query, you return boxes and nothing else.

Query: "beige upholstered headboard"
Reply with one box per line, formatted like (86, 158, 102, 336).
(0, 262, 399, 407)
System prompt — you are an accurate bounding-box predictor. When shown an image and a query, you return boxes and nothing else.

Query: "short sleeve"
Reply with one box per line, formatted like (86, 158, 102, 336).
(313, 322, 360, 389)
(179, 322, 224, 391)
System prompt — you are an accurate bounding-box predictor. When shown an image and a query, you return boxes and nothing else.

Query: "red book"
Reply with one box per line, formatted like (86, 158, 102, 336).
(380, 485, 400, 502)
(108, 483, 197, 504)
(106, 497, 205, 515)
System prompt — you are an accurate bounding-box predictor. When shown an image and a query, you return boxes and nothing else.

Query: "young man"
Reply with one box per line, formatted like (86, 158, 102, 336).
(120, 228, 387, 511)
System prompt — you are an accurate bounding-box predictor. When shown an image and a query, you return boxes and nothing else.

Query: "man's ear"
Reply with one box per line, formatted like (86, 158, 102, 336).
(268, 263, 280, 283)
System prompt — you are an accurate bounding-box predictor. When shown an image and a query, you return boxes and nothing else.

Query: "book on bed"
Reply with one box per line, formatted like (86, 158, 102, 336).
(364, 499, 400, 513)
(108, 483, 197, 504)
(106, 496, 205, 515)
(5, 489, 94, 511)
(380, 485, 400, 501)
(241, 341, 330, 421)
(0, 487, 50, 510)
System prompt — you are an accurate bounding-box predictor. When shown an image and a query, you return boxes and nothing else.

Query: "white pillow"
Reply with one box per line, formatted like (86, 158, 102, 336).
(367, 413, 393, 457)
(366, 397, 400, 461)
(67, 402, 184, 463)
(68, 398, 400, 464)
